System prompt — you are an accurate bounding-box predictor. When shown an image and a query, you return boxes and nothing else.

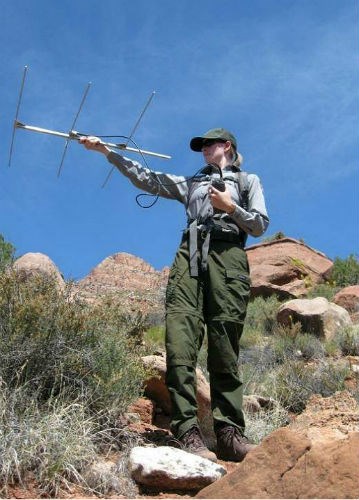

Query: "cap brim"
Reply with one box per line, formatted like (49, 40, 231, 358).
(190, 137, 205, 152)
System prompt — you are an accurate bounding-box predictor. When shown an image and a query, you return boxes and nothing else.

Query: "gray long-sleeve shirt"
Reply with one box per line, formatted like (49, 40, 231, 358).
(107, 151, 269, 238)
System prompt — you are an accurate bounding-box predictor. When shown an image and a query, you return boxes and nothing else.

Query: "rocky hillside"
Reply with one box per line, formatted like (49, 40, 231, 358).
(13, 237, 342, 311)
(14, 251, 169, 320)
(12, 237, 359, 335)
(13, 238, 359, 344)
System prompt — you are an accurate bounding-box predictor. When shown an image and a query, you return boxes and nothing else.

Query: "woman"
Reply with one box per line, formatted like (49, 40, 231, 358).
(80, 128, 269, 462)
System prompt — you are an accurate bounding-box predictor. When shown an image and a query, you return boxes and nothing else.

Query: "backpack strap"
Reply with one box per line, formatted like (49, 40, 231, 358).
(236, 170, 249, 211)
(186, 176, 204, 210)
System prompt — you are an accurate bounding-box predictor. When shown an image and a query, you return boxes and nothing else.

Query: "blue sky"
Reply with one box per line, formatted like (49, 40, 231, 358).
(1, 0, 358, 280)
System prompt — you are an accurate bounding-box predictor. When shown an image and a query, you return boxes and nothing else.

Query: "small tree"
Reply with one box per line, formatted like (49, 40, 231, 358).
(0, 234, 16, 269)
(330, 254, 359, 287)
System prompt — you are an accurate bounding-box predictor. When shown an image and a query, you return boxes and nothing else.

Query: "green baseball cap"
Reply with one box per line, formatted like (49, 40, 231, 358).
(190, 128, 237, 152)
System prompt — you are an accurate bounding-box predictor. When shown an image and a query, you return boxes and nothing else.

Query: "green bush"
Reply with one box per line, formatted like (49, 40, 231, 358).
(294, 333, 326, 361)
(144, 325, 165, 349)
(0, 234, 16, 270)
(246, 406, 289, 444)
(0, 271, 148, 419)
(0, 383, 97, 497)
(307, 283, 339, 301)
(0, 270, 153, 496)
(261, 231, 286, 242)
(336, 325, 359, 356)
(271, 326, 325, 364)
(268, 359, 349, 413)
(245, 296, 282, 337)
(329, 254, 359, 287)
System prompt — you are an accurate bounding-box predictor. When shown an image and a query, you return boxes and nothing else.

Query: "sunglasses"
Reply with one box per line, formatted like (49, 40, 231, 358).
(202, 139, 226, 148)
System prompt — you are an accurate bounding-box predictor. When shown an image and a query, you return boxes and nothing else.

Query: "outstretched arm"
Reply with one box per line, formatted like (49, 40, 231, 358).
(79, 136, 189, 203)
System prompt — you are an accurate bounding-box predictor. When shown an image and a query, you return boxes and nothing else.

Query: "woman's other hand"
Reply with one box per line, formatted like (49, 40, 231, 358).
(209, 185, 236, 214)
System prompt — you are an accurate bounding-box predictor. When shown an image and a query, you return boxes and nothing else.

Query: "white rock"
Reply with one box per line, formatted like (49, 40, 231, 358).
(129, 446, 226, 490)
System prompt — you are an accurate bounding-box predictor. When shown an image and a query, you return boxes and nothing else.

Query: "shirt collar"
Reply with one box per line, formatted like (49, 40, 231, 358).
(200, 163, 241, 175)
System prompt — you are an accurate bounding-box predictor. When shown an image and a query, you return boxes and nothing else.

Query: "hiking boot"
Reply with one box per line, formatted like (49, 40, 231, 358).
(216, 425, 256, 462)
(179, 426, 217, 462)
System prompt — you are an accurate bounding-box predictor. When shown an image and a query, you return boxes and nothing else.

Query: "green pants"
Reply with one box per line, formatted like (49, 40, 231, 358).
(165, 237, 251, 438)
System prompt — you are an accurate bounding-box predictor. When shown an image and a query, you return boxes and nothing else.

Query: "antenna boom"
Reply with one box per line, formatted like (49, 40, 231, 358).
(14, 121, 171, 159)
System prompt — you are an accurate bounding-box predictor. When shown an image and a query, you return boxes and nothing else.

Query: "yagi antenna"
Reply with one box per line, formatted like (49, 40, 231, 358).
(9, 66, 171, 178)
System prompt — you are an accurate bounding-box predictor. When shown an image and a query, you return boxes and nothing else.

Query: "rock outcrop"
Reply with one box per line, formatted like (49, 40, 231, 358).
(334, 285, 359, 323)
(246, 237, 333, 299)
(196, 392, 359, 499)
(277, 296, 352, 339)
(75, 252, 169, 316)
(13, 252, 65, 291)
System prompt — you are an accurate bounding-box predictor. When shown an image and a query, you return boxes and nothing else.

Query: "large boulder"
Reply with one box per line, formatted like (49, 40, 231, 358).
(13, 252, 65, 291)
(196, 391, 359, 499)
(334, 285, 359, 323)
(246, 237, 333, 299)
(277, 296, 352, 339)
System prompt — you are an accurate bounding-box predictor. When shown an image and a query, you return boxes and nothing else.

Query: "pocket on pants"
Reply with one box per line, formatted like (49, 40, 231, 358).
(226, 269, 251, 285)
(224, 269, 251, 321)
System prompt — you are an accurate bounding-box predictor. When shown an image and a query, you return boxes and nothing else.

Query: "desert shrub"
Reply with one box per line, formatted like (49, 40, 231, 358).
(268, 359, 350, 413)
(307, 282, 338, 301)
(246, 405, 289, 444)
(294, 333, 326, 361)
(144, 325, 165, 349)
(329, 254, 359, 287)
(270, 335, 299, 364)
(261, 231, 286, 242)
(240, 345, 277, 397)
(335, 325, 359, 356)
(146, 310, 165, 328)
(269, 322, 302, 363)
(0, 271, 149, 420)
(245, 295, 282, 337)
(0, 234, 16, 271)
(271, 326, 325, 363)
(0, 270, 152, 495)
(323, 338, 342, 357)
(240, 324, 264, 349)
(0, 383, 97, 497)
